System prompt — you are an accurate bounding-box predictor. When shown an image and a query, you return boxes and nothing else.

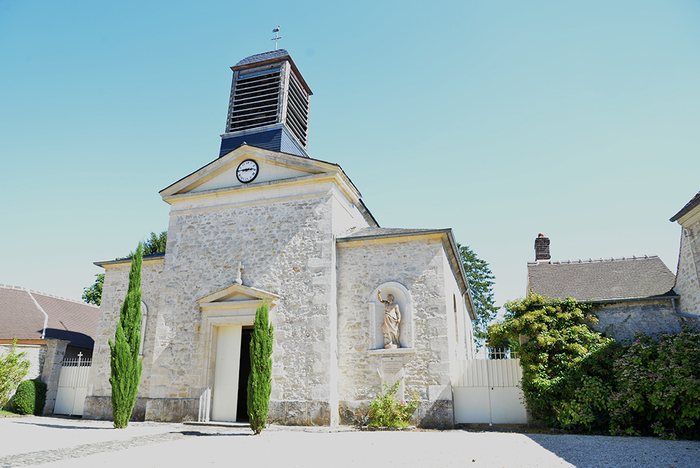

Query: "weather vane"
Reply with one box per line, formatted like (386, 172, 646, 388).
(271, 26, 282, 50)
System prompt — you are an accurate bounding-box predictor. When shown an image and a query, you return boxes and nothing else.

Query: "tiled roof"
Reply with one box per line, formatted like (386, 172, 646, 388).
(670, 190, 700, 222)
(235, 49, 289, 67)
(527, 256, 676, 302)
(0, 284, 99, 348)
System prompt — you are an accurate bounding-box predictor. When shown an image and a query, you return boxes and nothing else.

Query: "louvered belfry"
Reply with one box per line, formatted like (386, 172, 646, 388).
(219, 49, 312, 158)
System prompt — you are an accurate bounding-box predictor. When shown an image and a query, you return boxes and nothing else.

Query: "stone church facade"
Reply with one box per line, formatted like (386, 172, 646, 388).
(84, 50, 476, 428)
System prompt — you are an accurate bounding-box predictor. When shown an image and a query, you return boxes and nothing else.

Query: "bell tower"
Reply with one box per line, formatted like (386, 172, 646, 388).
(219, 50, 313, 158)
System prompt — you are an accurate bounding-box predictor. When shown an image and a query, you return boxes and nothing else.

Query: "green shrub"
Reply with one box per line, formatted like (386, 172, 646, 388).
(0, 338, 31, 409)
(247, 301, 274, 435)
(10, 379, 47, 415)
(609, 327, 700, 440)
(109, 243, 144, 429)
(489, 294, 614, 430)
(368, 380, 420, 428)
(490, 294, 700, 440)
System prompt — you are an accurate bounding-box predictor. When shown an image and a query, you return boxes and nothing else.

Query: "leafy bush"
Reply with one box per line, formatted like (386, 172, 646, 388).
(368, 380, 420, 428)
(0, 339, 31, 409)
(10, 379, 47, 415)
(609, 328, 700, 440)
(490, 294, 700, 440)
(489, 294, 615, 431)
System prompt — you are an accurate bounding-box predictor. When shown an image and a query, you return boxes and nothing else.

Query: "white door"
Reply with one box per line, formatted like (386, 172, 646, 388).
(211, 325, 242, 421)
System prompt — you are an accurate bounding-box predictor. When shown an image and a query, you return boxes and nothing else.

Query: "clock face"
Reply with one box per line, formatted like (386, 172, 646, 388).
(236, 159, 259, 183)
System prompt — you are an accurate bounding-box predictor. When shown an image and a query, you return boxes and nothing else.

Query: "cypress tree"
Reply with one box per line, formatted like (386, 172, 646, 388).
(247, 301, 273, 435)
(109, 243, 144, 429)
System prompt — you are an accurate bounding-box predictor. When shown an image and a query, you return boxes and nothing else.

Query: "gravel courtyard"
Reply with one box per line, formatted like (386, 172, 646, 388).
(0, 416, 698, 468)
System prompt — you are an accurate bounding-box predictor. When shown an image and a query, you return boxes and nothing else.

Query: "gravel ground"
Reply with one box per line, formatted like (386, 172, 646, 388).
(0, 416, 698, 468)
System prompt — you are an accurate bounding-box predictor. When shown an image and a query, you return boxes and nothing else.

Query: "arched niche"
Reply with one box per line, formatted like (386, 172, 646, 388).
(369, 282, 414, 352)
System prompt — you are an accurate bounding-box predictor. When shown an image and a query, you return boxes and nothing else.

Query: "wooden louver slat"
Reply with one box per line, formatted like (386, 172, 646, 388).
(228, 71, 282, 132)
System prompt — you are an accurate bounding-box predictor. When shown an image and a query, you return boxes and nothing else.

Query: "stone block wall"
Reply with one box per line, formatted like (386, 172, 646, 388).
(145, 193, 342, 423)
(84, 258, 164, 419)
(675, 222, 700, 316)
(591, 299, 684, 342)
(41, 339, 68, 415)
(336, 236, 460, 428)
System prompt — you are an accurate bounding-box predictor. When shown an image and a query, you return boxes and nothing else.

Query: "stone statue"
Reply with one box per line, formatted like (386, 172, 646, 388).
(378, 290, 401, 349)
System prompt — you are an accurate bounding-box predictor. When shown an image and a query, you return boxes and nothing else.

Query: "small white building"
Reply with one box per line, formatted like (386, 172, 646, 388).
(84, 50, 476, 428)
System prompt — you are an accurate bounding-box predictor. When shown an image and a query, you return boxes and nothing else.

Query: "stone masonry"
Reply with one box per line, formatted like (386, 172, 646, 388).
(336, 235, 471, 428)
(675, 221, 700, 316)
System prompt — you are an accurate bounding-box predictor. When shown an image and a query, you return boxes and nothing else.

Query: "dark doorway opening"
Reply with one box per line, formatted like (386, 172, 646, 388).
(236, 327, 253, 422)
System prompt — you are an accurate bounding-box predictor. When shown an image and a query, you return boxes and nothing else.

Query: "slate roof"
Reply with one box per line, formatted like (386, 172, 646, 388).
(235, 49, 290, 67)
(527, 256, 676, 302)
(670, 190, 700, 222)
(0, 284, 99, 348)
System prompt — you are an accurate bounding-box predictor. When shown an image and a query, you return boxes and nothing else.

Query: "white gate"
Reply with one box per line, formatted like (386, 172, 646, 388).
(54, 354, 91, 416)
(454, 349, 527, 425)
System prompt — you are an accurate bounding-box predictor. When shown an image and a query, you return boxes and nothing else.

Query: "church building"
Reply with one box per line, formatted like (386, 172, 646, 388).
(84, 50, 476, 428)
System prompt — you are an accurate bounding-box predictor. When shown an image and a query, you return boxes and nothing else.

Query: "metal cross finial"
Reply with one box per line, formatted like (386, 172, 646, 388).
(271, 26, 282, 50)
(234, 261, 243, 285)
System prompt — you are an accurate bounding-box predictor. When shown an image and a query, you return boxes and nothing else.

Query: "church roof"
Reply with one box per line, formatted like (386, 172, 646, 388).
(527, 255, 677, 302)
(0, 284, 99, 348)
(670, 190, 700, 222)
(235, 49, 290, 67)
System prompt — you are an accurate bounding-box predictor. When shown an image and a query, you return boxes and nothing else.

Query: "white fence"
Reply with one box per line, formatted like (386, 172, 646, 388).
(454, 348, 527, 425)
(54, 354, 91, 416)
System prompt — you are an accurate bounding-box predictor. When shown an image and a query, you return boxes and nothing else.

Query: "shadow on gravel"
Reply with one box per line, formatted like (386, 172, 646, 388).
(180, 430, 250, 437)
(13, 421, 111, 430)
(523, 433, 700, 468)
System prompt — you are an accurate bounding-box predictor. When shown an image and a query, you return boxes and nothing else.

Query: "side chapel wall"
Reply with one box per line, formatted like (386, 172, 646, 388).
(336, 236, 458, 428)
(83, 258, 164, 420)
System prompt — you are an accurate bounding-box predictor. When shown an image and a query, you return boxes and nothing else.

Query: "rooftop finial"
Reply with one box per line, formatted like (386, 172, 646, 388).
(271, 26, 282, 50)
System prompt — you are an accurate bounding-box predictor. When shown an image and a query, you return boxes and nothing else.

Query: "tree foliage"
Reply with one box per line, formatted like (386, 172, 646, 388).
(108, 243, 144, 428)
(83, 231, 166, 306)
(0, 339, 31, 409)
(83, 274, 104, 306)
(140, 231, 167, 256)
(247, 302, 273, 435)
(489, 294, 616, 431)
(458, 244, 498, 341)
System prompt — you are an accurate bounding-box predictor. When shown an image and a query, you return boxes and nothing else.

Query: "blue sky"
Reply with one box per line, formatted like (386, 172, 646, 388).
(1, 1, 699, 312)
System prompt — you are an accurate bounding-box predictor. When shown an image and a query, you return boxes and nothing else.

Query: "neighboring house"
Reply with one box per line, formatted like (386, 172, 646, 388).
(84, 50, 477, 428)
(0, 283, 99, 412)
(670, 191, 700, 317)
(526, 235, 690, 341)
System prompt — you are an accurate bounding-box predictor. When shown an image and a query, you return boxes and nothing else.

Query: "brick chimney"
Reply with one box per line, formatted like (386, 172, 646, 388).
(535, 233, 550, 261)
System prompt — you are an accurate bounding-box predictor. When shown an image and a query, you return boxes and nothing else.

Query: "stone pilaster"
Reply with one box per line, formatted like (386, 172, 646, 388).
(41, 338, 69, 415)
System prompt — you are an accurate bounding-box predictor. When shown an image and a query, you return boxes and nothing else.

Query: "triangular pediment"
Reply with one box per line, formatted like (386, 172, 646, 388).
(197, 283, 279, 311)
(160, 145, 341, 198)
